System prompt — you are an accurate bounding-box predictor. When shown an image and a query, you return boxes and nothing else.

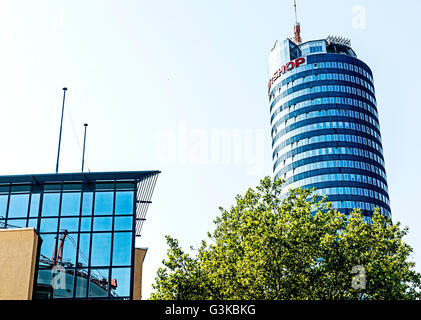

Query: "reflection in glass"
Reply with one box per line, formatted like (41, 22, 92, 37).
(36, 268, 53, 299)
(115, 191, 134, 215)
(61, 234, 77, 266)
(94, 192, 113, 215)
(6, 219, 27, 228)
(42, 193, 60, 217)
(40, 218, 59, 233)
(114, 216, 133, 231)
(29, 194, 40, 217)
(111, 268, 131, 297)
(8, 194, 29, 218)
(112, 232, 132, 266)
(75, 268, 89, 298)
(91, 233, 111, 266)
(89, 268, 110, 298)
(39, 234, 57, 264)
(61, 193, 81, 216)
(81, 192, 93, 216)
(77, 234, 90, 268)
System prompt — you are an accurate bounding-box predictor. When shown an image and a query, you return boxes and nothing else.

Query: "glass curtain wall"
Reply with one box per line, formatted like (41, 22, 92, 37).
(0, 181, 136, 299)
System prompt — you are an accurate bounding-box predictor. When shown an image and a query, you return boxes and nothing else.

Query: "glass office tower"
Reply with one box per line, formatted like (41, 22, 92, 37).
(0, 171, 159, 299)
(268, 36, 390, 220)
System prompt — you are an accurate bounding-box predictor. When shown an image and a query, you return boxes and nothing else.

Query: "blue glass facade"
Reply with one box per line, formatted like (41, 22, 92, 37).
(0, 171, 159, 299)
(268, 38, 390, 220)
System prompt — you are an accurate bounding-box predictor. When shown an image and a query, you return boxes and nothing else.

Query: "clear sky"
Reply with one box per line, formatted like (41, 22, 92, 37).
(0, 0, 420, 299)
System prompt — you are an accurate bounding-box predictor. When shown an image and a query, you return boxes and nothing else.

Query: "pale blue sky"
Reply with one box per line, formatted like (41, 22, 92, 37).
(0, 0, 420, 298)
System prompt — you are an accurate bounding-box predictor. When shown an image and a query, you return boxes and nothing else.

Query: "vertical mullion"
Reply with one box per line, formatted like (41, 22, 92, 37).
(4, 184, 11, 226)
(73, 186, 84, 298)
(87, 185, 95, 299)
(51, 183, 64, 300)
(25, 190, 32, 228)
(129, 180, 137, 300)
(108, 181, 116, 299)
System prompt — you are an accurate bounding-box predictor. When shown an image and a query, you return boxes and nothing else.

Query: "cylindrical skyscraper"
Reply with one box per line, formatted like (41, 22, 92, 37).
(268, 36, 390, 220)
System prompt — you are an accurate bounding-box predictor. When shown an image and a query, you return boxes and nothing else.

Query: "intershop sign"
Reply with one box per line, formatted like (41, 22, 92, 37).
(268, 57, 306, 95)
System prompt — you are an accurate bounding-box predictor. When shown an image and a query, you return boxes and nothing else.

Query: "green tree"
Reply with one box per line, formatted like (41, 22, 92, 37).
(150, 177, 421, 300)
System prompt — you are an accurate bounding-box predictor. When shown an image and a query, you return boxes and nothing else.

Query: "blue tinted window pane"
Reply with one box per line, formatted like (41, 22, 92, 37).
(42, 193, 60, 217)
(29, 194, 40, 217)
(39, 234, 57, 264)
(61, 234, 77, 265)
(75, 269, 89, 298)
(59, 218, 79, 232)
(7, 219, 27, 228)
(40, 218, 59, 233)
(61, 193, 81, 216)
(114, 216, 133, 231)
(94, 192, 114, 215)
(91, 233, 111, 266)
(116, 182, 135, 190)
(82, 192, 93, 216)
(8, 194, 29, 218)
(77, 234, 90, 268)
(0, 195, 8, 217)
(115, 191, 134, 215)
(89, 268, 110, 297)
(111, 268, 131, 297)
(28, 218, 38, 229)
(112, 232, 132, 266)
(36, 268, 53, 297)
(93, 217, 113, 231)
(80, 217, 91, 232)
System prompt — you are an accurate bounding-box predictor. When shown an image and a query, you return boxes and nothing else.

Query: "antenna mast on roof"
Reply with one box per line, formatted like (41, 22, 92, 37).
(56, 87, 67, 173)
(293, 0, 302, 44)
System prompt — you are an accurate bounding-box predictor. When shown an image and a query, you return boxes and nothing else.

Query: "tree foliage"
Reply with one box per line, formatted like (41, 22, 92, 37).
(150, 177, 421, 300)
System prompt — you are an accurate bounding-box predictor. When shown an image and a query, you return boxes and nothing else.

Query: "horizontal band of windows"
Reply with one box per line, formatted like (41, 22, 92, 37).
(274, 154, 387, 180)
(269, 59, 374, 97)
(300, 187, 390, 211)
(270, 81, 376, 112)
(272, 116, 381, 144)
(307, 54, 373, 78)
(268, 68, 375, 98)
(272, 128, 384, 159)
(288, 182, 390, 204)
(272, 121, 382, 149)
(271, 96, 378, 125)
(1, 213, 134, 219)
(280, 168, 388, 192)
(269, 79, 376, 107)
(271, 104, 380, 134)
(270, 90, 377, 117)
(273, 140, 384, 167)
(329, 201, 390, 218)
(275, 159, 387, 185)
(314, 193, 390, 213)
(282, 171, 389, 197)
(35, 230, 134, 235)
